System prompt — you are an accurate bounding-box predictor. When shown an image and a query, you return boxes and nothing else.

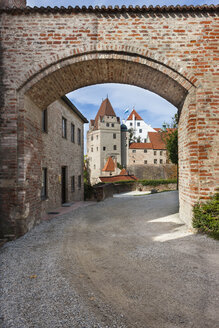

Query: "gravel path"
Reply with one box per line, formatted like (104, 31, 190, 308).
(0, 191, 219, 328)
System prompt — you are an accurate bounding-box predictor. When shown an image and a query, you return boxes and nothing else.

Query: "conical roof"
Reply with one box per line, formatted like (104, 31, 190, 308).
(119, 168, 128, 175)
(94, 98, 116, 128)
(102, 156, 116, 172)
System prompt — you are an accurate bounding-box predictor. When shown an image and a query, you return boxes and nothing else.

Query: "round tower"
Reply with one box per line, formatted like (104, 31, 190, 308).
(121, 123, 129, 168)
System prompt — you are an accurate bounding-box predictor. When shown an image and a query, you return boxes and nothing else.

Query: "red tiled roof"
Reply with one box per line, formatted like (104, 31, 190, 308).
(127, 109, 143, 121)
(129, 143, 153, 149)
(119, 168, 128, 175)
(94, 98, 116, 128)
(99, 174, 138, 183)
(102, 156, 115, 172)
(148, 132, 166, 150)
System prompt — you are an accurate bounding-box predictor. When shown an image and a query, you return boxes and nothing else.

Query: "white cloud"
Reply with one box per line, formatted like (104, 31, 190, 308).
(67, 83, 176, 118)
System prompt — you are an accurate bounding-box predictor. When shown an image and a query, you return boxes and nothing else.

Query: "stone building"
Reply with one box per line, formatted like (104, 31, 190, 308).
(125, 109, 156, 142)
(87, 98, 121, 185)
(41, 96, 88, 217)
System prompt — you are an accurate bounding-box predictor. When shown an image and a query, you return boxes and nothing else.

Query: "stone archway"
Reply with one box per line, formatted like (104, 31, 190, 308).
(0, 3, 218, 237)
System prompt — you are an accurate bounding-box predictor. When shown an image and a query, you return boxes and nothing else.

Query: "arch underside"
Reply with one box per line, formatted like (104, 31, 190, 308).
(25, 57, 189, 110)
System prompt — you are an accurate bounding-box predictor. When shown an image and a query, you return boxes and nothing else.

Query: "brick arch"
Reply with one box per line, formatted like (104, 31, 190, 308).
(20, 48, 195, 111)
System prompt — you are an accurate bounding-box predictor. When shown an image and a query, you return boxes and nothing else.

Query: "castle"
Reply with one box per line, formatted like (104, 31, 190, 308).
(87, 98, 173, 185)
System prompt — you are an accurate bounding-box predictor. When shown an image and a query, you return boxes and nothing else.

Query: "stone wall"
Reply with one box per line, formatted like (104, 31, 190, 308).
(0, 5, 218, 236)
(128, 164, 177, 180)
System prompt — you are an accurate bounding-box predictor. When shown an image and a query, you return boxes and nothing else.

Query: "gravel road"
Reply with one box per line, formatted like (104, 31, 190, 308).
(0, 191, 219, 328)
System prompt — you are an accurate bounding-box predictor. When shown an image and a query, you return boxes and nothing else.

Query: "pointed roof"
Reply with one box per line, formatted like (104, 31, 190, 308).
(119, 168, 128, 175)
(127, 109, 143, 121)
(94, 98, 116, 128)
(102, 156, 116, 172)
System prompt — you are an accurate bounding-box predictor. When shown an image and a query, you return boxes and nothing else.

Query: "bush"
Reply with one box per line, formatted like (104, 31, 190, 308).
(139, 178, 177, 186)
(84, 182, 94, 200)
(192, 193, 219, 239)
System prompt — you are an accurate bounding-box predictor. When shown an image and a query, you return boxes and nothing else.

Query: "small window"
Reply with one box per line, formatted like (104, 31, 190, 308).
(137, 122, 140, 127)
(71, 123, 75, 143)
(154, 150, 157, 155)
(132, 150, 136, 153)
(71, 176, 75, 192)
(103, 146, 106, 151)
(62, 117, 67, 139)
(133, 160, 135, 163)
(78, 128, 81, 145)
(130, 122, 133, 126)
(113, 145, 117, 150)
(139, 129, 142, 133)
(78, 175, 81, 189)
(94, 164, 96, 169)
(144, 160, 147, 164)
(160, 151, 163, 156)
(91, 147, 93, 152)
(91, 135, 93, 141)
(113, 133, 116, 139)
(154, 159, 157, 164)
(106, 123, 109, 127)
(41, 168, 47, 199)
(144, 149, 147, 153)
(42, 108, 48, 133)
(160, 159, 163, 164)
(96, 135, 98, 139)
(112, 123, 114, 127)
(96, 147, 98, 151)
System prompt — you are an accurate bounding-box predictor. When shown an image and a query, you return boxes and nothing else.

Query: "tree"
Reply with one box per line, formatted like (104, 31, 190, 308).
(161, 113, 178, 165)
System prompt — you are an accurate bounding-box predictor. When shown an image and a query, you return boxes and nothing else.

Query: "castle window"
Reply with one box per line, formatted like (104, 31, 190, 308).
(71, 123, 75, 143)
(139, 129, 142, 133)
(62, 117, 67, 138)
(103, 146, 106, 151)
(144, 149, 147, 153)
(41, 168, 47, 199)
(78, 128, 81, 145)
(91, 147, 93, 152)
(154, 159, 157, 164)
(112, 123, 114, 127)
(96, 135, 98, 139)
(132, 150, 136, 153)
(130, 122, 133, 126)
(113, 145, 117, 150)
(160, 159, 163, 164)
(42, 108, 48, 133)
(160, 151, 163, 155)
(96, 147, 98, 151)
(113, 133, 116, 139)
(106, 123, 109, 127)
(91, 135, 93, 141)
(154, 150, 157, 155)
(144, 160, 147, 164)
(137, 122, 140, 127)
(71, 176, 75, 192)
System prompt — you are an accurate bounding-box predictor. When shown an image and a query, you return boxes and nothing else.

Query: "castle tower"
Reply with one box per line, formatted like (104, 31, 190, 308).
(121, 123, 129, 168)
(87, 98, 121, 185)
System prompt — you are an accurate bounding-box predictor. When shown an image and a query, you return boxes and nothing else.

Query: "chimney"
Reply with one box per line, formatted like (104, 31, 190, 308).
(0, 0, 26, 8)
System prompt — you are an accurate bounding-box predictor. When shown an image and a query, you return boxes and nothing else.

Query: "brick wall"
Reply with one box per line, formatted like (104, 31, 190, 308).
(0, 6, 218, 236)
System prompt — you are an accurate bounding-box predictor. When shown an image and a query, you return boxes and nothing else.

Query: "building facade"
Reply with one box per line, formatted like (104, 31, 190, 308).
(87, 98, 121, 185)
(125, 109, 156, 142)
(41, 96, 88, 217)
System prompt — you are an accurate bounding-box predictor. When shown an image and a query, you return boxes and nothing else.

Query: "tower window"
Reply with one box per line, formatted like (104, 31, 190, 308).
(139, 129, 142, 133)
(144, 149, 147, 153)
(112, 123, 114, 127)
(137, 122, 140, 127)
(113, 145, 117, 150)
(144, 160, 147, 164)
(106, 123, 109, 127)
(113, 133, 116, 139)
(42, 108, 48, 133)
(103, 146, 106, 151)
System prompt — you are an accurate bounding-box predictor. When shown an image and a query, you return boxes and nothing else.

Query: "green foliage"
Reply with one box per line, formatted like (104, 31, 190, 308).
(162, 113, 178, 165)
(84, 182, 94, 200)
(117, 162, 123, 170)
(139, 178, 177, 186)
(192, 193, 219, 239)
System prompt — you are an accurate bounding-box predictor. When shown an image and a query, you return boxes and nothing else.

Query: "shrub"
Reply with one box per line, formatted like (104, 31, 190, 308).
(192, 193, 219, 239)
(139, 178, 177, 186)
(84, 182, 94, 200)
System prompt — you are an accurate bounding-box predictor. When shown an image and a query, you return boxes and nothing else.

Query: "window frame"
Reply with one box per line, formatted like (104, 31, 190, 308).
(41, 167, 48, 200)
(78, 175, 81, 189)
(71, 123, 75, 143)
(42, 108, 48, 133)
(62, 117, 67, 139)
(71, 176, 75, 192)
(77, 128, 81, 145)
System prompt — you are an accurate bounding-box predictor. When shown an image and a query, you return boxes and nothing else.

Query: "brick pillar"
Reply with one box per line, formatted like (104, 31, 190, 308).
(0, 0, 26, 8)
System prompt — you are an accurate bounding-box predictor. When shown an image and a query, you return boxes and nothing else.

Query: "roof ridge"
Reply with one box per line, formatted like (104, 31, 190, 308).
(1, 5, 218, 13)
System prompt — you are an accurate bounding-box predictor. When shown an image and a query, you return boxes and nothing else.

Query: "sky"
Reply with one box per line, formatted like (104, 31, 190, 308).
(26, 0, 216, 151)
